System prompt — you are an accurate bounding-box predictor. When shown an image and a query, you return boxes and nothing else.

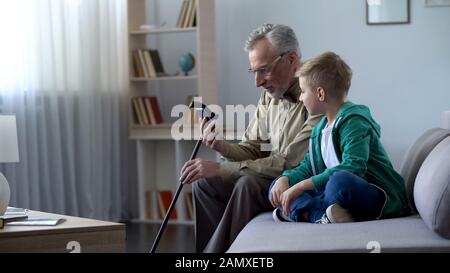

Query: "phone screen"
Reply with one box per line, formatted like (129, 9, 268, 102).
(194, 103, 215, 120)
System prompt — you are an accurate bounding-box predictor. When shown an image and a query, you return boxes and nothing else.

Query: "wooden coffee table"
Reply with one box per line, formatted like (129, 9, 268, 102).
(0, 210, 125, 253)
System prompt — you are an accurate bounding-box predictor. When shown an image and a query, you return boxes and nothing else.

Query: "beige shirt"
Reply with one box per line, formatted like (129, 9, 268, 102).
(219, 80, 322, 181)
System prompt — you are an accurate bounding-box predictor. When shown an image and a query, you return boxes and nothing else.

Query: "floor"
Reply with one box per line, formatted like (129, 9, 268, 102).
(125, 222, 195, 253)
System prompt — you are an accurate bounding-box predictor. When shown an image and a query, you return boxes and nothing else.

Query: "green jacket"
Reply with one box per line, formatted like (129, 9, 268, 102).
(282, 102, 409, 218)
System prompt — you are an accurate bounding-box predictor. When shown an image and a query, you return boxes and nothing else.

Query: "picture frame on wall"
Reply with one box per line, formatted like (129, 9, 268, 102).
(366, 0, 410, 25)
(425, 0, 450, 7)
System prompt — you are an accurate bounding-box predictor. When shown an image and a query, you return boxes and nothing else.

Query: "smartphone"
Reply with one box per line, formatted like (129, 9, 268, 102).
(191, 101, 216, 121)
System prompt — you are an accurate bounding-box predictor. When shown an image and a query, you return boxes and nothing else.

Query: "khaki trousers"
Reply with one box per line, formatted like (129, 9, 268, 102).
(192, 175, 273, 253)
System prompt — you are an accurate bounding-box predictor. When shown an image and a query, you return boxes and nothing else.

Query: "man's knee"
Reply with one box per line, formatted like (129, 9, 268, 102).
(192, 178, 209, 195)
(193, 176, 234, 202)
(234, 175, 270, 196)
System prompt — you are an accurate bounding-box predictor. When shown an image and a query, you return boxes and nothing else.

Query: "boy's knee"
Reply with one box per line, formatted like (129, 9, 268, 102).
(326, 171, 357, 197)
(331, 170, 354, 179)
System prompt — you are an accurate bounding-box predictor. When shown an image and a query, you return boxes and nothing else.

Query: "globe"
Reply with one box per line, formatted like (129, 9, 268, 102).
(178, 53, 195, 76)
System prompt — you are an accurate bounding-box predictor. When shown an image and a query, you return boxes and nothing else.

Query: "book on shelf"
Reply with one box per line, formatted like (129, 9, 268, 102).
(131, 49, 167, 78)
(176, 0, 189, 28)
(149, 96, 163, 124)
(132, 98, 144, 125)
(149, 49, 167, 77)
(132, 51, 145, 78)
(145, 190, 157, 220)
(181, 0, 197, 28)
(143, 97, 157, 125)
(131, 96, 163, 126)
(187, 0, 197, 28)
(158, 190, 177, 220)
(143, 50, 157, 78)
(137, 97, 150, 125)
(183, 0, 194, 28)
(131, 98, 140, 125)
(192, 9, 197, 27)
(137, 50, 150, 78)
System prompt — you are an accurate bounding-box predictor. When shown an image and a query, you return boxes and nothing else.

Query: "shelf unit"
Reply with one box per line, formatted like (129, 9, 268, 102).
(127, 0, 218, 224)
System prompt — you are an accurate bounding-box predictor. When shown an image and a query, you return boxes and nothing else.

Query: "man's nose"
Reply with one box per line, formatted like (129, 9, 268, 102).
(255, 72, 266, 87)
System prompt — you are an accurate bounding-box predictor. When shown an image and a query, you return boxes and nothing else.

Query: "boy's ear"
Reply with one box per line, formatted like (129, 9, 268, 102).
(317, 87, 326, 102)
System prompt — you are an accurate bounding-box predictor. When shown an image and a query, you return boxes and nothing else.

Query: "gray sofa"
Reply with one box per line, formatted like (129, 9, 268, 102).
(228, 114, 450, 253)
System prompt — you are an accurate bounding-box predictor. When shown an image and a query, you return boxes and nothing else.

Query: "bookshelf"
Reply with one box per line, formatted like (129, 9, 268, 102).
(127, 0, 218, 224)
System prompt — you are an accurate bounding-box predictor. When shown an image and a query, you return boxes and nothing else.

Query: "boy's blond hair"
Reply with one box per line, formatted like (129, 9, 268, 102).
(296, 51, 352, 100)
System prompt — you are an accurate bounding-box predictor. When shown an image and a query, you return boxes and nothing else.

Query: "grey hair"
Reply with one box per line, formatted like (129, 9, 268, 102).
(244, 23, 301, 59)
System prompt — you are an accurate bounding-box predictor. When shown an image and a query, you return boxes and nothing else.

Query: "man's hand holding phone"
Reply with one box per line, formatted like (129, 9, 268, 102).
(200, 117, 224, 153)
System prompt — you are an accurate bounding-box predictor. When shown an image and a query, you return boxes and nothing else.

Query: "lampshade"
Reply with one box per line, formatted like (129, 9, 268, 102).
(0, 115, 19, 215)
(0, 115, 19, 163)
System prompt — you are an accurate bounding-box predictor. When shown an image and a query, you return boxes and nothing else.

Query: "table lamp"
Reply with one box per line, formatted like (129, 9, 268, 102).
(0, 115, 19, 215)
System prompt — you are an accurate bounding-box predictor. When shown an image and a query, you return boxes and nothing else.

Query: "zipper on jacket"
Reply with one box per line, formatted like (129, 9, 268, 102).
(309, 141, 317, 175)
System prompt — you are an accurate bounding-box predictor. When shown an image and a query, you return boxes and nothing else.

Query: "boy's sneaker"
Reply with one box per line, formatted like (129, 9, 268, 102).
(272, 208, 294, 222)
(315, 203, 354, 224)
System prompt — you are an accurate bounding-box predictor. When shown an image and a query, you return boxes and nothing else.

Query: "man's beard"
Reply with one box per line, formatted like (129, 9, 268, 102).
(265, 88, 286, 99)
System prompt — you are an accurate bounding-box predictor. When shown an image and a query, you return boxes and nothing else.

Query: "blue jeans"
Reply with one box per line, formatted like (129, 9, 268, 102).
(269, 171, 386, 223)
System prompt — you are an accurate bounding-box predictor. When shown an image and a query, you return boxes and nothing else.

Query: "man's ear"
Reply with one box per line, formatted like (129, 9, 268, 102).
(288, 52, 300, 66)
(317, 87, 326, 102)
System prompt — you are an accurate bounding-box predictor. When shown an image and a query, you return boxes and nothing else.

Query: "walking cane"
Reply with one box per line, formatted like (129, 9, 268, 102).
(150, 101, 215, 253)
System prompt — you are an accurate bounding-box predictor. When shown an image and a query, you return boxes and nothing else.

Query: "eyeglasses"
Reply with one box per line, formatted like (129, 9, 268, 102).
(248, 52, 287, 77)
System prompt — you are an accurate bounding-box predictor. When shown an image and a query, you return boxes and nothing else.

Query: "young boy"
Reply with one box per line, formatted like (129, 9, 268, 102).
(269, 51, 409, 223)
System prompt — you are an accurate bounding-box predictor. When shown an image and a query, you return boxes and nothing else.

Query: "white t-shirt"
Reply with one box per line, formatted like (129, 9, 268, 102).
(321, 120, 340, 168)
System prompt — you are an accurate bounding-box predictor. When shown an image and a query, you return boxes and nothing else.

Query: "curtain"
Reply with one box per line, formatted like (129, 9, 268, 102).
(0, 0, 130, 221)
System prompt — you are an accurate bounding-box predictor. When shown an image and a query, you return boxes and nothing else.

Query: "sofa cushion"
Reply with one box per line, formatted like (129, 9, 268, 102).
(228, 212, 450, 253)
(400, 128, 450, 212)
(414, 137, 450, 239)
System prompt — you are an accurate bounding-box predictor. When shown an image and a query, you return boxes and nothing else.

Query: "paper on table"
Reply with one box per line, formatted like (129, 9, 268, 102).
(6, 218, 66, 226)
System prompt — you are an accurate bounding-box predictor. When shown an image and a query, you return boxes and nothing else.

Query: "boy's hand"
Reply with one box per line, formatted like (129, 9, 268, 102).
(269, 176, 289, 208)
(281, 185, 304, 215)
(281, 178, 313, 215)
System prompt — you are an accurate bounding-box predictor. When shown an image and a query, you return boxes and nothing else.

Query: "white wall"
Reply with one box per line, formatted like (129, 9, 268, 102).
(215, 0, 450, 169)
